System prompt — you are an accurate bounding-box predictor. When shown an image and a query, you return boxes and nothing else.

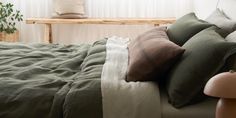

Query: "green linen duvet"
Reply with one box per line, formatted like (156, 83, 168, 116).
(0, 40, 107, 118)
(0, 37, 161, 118)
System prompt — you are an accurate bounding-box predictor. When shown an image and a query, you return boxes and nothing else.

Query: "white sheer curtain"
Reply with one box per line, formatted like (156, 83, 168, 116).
(2, 0, 194, 44)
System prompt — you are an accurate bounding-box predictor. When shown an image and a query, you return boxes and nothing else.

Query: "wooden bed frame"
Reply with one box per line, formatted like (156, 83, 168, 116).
(26, 18, 176, 43)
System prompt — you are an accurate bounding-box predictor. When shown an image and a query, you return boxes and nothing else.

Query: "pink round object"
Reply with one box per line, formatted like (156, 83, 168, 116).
(204, 71, 236, 98)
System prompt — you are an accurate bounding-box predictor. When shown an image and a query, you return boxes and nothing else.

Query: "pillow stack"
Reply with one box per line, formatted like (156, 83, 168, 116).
(126, 10, 236, 109)
(166, 11, 236, 108)
(166, 26, 236, 108)
(52, 0, 87, 18)
(206, 9, 236, 72)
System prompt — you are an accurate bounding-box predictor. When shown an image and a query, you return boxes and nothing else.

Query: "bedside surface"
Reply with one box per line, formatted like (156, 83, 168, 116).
(160, 90, 217, 118)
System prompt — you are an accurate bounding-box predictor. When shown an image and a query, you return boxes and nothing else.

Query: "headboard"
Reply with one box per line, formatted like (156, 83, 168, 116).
(218, 0, 236, 19)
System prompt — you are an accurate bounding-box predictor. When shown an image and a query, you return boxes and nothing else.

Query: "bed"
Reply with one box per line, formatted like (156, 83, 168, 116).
(0, 37, 163, 118)
(1, 0, 236, 118)
(0, 36, 220, 118)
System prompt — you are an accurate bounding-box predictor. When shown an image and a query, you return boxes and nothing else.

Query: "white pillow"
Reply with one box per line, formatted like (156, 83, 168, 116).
(226, 31, 236, 42)
(52, 0, 87, 18)
(205, 8, 236, 33)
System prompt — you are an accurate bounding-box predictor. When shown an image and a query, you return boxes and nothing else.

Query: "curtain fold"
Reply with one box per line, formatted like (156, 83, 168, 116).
(2, 0, 194, 44)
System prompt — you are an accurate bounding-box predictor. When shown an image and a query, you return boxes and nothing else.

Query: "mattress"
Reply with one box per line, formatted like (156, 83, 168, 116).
(160, 90, 218, 118)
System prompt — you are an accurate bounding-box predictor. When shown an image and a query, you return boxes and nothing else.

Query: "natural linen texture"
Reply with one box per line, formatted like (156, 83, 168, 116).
(167, 13, 213, 46)
(0, 40, 106, 118)
(0, 38, 163, 118)
(166, 26, 236, 108)
(101, 37, 161, 118)
(222, 31, 236, 71)
(52, 0, 87, 18)
(126, 27, 185, 82)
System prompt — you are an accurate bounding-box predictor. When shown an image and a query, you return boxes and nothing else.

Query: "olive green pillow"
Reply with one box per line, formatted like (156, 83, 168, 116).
(222, 54, 236, 71)
(167, 13, 213, 46)
(166, 26, 236, 108)
(221, 32, 236, 71)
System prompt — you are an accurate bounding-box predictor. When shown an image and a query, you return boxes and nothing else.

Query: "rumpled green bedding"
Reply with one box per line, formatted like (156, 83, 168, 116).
(0, 39, 107, 118)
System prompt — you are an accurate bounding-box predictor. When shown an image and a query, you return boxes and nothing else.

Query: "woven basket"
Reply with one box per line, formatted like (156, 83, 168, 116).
(0, 31, 19, 42)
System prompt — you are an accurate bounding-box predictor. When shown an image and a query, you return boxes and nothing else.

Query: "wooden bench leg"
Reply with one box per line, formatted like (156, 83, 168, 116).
(44, 24, 53, 43)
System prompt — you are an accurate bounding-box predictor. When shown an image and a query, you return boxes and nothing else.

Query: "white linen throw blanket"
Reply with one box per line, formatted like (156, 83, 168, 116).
(102, 37, 161, 118)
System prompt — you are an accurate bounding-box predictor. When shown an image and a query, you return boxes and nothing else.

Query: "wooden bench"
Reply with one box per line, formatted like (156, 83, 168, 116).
(26, 18, 176, 43)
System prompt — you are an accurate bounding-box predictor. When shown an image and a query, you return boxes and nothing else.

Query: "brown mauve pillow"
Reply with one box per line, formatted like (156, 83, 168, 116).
(126, 27, 185, 82)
